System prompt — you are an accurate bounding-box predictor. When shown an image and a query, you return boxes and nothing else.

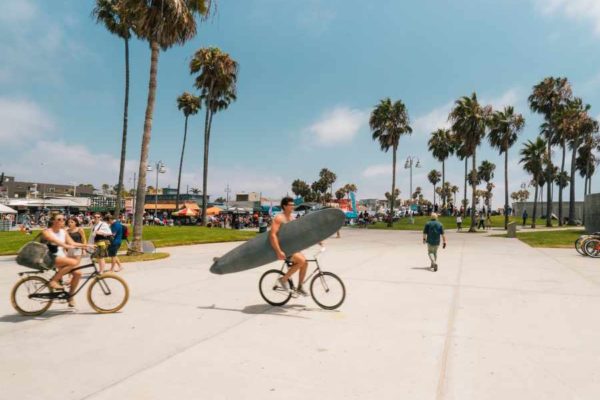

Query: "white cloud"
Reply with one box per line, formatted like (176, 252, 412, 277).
(306, 106, 368, 146)
(533, 0, 600, 35)
(411, 101, 453, 134)
(0, 97, 55, 145)
(482, 88, 523, 111)
(362, 164, 392, 178)
(0, 0, 38, 26)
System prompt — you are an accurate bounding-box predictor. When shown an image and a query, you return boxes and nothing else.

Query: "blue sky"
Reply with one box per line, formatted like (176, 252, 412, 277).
(1, 0, 600, 202)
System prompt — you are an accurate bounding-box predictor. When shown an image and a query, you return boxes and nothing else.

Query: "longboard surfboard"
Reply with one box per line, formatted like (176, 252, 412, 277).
(210, 208, 345, 275)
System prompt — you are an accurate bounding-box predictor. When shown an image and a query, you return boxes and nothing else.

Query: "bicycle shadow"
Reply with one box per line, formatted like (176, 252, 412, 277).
(197, 303, 322, 319)
(0, 309, 70, 323)
(410, 267, 434, 272)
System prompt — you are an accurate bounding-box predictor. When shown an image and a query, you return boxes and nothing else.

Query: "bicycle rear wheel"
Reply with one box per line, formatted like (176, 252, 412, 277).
(259, 269, 292, 306)
(583, 239, 600, 258)
(11, 276, 54, 316)
(575, 237, 587, 256)
(87, 273, 129, 313)
(310, 271, 346, 310)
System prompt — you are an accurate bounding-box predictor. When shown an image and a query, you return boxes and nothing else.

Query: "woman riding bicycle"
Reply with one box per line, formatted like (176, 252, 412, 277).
(42, 213, 91, 307)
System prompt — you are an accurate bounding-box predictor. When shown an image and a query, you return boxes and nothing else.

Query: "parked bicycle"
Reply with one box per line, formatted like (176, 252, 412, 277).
(259, 247, 346, 310)
(574, 232, 600, 257)
(11, 249, 129, 316)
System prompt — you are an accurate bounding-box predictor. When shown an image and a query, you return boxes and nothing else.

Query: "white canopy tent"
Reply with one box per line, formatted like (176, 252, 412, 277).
(0, 204, 17, 214)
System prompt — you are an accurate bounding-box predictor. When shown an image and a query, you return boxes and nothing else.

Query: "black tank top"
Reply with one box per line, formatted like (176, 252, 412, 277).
(69, 230, 83, 243)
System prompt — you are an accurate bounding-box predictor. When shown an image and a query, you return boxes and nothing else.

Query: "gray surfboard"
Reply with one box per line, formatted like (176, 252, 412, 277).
(210, 208, 345, 275)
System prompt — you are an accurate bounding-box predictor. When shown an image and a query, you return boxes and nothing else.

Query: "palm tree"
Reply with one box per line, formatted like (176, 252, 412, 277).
(427, 128, 455, 208)
(126, 0, 210, 251)
(449, 93, 492, 232)
(370, 98, 413, 227)
(576, 134, 599, 196)
(477, 160, 496, 213)
(488, 106, 525, 229)
(520, 137, 547, 228)
(427, 170, 441, 207)
(454, 139, 469, 216)
(190, 47, 239, 225)
(175, 92, 201, 211)
(554, 98, 599, 225)
(93, 0, 135, 219)
(528, 77, 573, 227)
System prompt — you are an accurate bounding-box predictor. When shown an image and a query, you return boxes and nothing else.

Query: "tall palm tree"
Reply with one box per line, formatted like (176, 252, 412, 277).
(428, 128, 455, 208)
(488, 106, 525, 229)
(93, 0, 135, 219)
(190, 47, 239, 226)
(555, 98, 598, 225)
(126, 0, 210, 251)
(477, 160, 496, 213)
(576, 134, 599, 196)
(528, 77, 573, 227)
(449, 93, 492, 232)
(427, 169, 441, 207)
(175, 92, 201, 210)
(454, 139, 469, 216)
(520, 137, 547, 228)
(370, 98, 413, 227)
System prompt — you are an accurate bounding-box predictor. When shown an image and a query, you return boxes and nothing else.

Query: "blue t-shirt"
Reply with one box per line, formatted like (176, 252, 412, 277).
(111, 221, 124, 245)
(423, 220, 444, 246)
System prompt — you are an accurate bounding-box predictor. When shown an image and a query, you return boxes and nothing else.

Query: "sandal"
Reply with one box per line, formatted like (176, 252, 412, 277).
(48, 281, 64, 290)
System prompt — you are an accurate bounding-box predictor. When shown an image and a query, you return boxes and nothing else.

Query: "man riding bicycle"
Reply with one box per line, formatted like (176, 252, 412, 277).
(269, 197, 309, 296)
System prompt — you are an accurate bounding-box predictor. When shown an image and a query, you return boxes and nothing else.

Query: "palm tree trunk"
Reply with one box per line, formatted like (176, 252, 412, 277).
(114, 37, 130, 220)
(433, 184, 436, 207)
(504, 150, 509, 229)
(546, 142, 553, 227)
(132, 40, 159, 251)
(463, 157, 468, 217)
(532, 184, 538, 228)
(389, 145, 397, 227)
(442, 160, 445, 208)
(469, 152, 477, 232)
(568, 139, 579, 225)
(201, 105, 211, 226)
(175, 115, 189, 211)
(558, 143, 566, 226)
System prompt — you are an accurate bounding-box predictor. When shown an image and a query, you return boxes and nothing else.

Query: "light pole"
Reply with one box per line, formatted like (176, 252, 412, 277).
(404, 156, 421, 205)
(225, 184, 231, 208)
(147, 161, 166, 220)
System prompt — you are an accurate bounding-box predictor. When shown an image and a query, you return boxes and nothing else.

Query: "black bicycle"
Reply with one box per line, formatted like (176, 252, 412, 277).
(11, 251, 129, 316)
(259, 248, 346, 310)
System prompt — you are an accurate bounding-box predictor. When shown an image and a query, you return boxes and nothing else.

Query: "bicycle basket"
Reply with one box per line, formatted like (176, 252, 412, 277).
(16, 241, 53, 271)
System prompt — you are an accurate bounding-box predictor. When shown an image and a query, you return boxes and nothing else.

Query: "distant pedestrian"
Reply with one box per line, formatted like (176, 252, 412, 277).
(423, 213, 447, 272)
(107, 215, 124, 272)
(522, 209, 528, 226)
(456, 214, 462, 231)
(477, 211, 485, 229)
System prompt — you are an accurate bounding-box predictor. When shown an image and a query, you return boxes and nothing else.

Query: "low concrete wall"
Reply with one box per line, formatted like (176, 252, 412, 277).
(512, 201, 584, 222)
(584, 193, 600, 233)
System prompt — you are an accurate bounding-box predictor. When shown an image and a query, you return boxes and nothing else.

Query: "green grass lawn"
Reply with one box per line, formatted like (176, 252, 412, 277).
(365, 215, 517, 231)
(0, 226, 256, 256)
(498, 229, 584, 248)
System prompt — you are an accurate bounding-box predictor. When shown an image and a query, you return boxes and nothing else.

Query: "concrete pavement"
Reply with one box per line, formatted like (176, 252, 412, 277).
(1, 228, 599, 400)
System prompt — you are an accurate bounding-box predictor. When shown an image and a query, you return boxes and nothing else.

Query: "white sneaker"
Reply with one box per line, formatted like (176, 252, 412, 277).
(278, 277, 289, 291)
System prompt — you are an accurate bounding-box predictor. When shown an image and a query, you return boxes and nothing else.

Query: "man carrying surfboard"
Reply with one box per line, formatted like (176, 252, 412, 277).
(270, 197, 309, 296)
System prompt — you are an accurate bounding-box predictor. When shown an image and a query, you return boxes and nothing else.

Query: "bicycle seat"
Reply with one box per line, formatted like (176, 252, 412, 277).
(284, 257, 294, 267)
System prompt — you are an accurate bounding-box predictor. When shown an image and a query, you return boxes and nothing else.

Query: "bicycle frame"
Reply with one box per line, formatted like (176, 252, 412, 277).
(280, 253, 324, 288)
(19, 261, 102, 300)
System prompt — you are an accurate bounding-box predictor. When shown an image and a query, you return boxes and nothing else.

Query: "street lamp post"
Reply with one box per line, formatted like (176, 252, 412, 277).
(404, 156, 421, 205)
(147, 161, 166, 222)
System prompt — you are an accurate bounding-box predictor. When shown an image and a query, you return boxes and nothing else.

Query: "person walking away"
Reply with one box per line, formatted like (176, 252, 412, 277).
(108, 215, 124, 272)
(477, 211, 485, 229)
(456, 214, 462, 231)
(89, 213, 113, 274)
(423, 213, 447, 272)
(522, 209, 528, 227)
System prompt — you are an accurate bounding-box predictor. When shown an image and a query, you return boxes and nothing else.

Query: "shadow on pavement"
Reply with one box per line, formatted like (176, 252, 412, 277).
(410, 267, 433, 271)
(197, 303, 311, 319)
(0, 309, 70, 323)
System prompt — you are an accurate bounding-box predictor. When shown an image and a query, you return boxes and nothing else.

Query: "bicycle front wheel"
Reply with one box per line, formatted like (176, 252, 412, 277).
(583, 239, 600, 258)
(310, 271, 346, 310)
(11, 276, 54, 316)
(259, 269, 292, 306)
(87, 273, 129, 313)
(575, 237, 587, 256)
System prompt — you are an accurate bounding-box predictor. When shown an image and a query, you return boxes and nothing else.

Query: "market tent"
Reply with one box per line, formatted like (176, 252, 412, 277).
(0, 204, 17, 214)
(205, 206, 222, 216)
(172, 207, 199, 217)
